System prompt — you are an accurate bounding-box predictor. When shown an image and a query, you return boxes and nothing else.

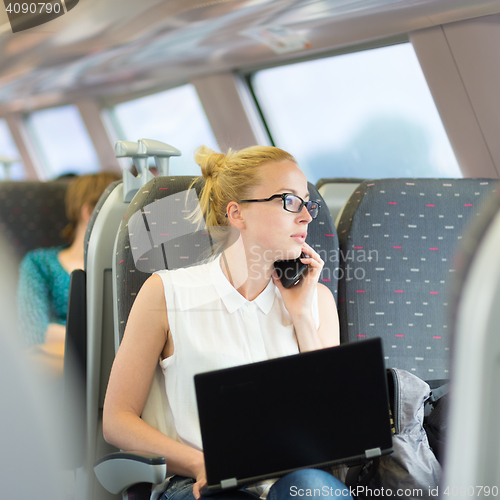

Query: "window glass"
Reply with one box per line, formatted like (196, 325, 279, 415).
(0, 119, 25, 180)
(28, 105, 100, 178)
(112, 85, 218, 176)
(252, 43, 461, 183)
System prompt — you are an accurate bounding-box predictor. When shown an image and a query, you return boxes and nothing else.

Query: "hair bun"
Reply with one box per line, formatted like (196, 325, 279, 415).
(195, 146, 226, 180)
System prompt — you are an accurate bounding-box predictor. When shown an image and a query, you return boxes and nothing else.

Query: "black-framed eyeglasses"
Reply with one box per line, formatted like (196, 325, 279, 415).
(237, 193, 321, 219)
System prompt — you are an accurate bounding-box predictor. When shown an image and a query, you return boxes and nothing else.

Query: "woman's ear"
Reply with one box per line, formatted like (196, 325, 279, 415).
(226, 202, 245, 230)
(80, 202, 93, 224)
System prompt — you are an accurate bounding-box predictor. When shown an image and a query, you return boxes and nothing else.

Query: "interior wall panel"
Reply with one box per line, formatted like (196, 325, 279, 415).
(76, 100, 122, 173)
(442, 14, 500, 178)
(193, 73, 271, 152)
(410, 17, 500, 178)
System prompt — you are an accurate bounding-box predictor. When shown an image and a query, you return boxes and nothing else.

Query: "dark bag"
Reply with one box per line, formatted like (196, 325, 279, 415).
(423, 383, 449, 464)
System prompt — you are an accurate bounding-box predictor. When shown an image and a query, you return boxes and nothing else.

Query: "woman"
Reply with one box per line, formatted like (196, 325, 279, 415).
(18, 171, 121, 349)
(103, 146, 350, 500)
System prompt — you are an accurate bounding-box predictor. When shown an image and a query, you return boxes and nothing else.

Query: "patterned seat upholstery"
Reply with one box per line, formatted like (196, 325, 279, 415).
(336, 178, 498, 381)
(114, 176, 339, 343)
(0, 180, 68, 260)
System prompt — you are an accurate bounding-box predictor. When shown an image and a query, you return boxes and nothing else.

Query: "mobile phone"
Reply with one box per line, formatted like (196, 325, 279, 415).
(273, 252, 308, 288)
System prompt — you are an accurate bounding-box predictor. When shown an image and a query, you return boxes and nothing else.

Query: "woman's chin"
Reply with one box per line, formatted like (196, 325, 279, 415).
(275, 247, 302, 261)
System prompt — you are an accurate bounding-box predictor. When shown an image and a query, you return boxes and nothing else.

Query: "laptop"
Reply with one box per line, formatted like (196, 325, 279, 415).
(194, 337, 393, 495)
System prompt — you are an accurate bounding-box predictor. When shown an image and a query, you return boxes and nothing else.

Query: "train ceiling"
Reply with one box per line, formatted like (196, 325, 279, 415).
(0, 0, 500, 114)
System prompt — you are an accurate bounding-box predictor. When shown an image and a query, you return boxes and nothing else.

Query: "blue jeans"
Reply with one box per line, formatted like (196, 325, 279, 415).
(162, 469, 352, 500)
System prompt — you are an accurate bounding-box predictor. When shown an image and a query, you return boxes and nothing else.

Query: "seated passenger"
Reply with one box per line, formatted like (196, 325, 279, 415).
(17, 171, 121, 352)
(103, 146, 351, 500)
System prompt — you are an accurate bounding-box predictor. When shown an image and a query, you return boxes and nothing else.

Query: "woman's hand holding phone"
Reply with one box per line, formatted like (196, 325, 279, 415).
(272, 241, 324, 320)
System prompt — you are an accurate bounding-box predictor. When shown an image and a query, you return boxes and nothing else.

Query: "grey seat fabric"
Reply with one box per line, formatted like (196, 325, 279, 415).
(336, 178, 498, 381)
(0, 180, 69, 259)
(115, 176, 339, 343)
(0, 180, 69, 338)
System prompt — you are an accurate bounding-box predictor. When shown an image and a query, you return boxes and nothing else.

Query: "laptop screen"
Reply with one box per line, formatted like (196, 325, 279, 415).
(195, 338, 392, 488)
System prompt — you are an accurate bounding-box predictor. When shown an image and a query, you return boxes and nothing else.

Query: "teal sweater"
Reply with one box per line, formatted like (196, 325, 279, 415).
(17, 247, 70, 347)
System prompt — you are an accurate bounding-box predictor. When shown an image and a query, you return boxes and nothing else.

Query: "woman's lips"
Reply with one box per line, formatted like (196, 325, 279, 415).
(291, 233, 306, 242)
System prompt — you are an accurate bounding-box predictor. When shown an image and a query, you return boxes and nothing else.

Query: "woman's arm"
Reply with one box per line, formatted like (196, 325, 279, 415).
(315, 283, 340, 347)
(289, 283, 339, 351)
(272, 242, 339, 351)
(18, 252, 51, 346)
(103, 274, 206, 495)
(45, 323, 66, 344)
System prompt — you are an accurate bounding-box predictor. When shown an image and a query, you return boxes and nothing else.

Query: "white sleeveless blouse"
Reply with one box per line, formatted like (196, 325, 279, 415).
(155, 254, 319, 451)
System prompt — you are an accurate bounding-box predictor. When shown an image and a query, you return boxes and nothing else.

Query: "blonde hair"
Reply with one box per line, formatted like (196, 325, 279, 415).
(62, 171, 122, 242)
(190, 145, 296, 251)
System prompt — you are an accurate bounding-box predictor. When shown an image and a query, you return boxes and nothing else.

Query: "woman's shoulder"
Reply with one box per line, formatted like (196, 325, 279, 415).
(21, 246, 65, 268)
(23, 246, 65, 260)
(154, 257, 216, 286)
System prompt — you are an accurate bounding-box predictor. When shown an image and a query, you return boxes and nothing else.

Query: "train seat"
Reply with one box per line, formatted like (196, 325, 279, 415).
(94, 175, 339, 498)
(0, 180, 69, 260)
(336, 178, 498, 381)
(65, 139, 184, 500)
(316, 178, 364, 227)
(63, 178, 128, 500)
(443, 188, 500, 489)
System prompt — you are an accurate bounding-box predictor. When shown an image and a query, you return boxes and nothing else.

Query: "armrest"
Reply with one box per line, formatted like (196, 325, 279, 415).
(63, 269, 87, 470)
(94, 451, 167, 494)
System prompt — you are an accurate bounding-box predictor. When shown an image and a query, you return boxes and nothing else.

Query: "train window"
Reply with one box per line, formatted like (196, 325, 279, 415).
(28, 105, 100, 178)
(111, 84, 218, 175)
(251, 43, 461, 183)
(0, 119, 25, 180)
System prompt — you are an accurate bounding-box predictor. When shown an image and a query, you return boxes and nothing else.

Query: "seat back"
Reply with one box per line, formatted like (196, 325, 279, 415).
(444, 187, 500, 489)
(0, 180, 69, 259)
(0, 180, 69, 341)
(63, 181, 125, 476)
(336, 178, 498, 381)
(75, 139, 188, 499)
(316, 178, 364, 226)
(67, 180, 128, 500)
(84, 180, 123, 269)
